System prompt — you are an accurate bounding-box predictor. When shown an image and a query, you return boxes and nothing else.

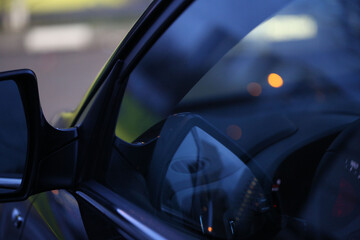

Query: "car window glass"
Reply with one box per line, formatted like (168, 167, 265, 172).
(115, 0, 294, 143)
(115, 0, 360, 143)
(107, 0, 360, 239)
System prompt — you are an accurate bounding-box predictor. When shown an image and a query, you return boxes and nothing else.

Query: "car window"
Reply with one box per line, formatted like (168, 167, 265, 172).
(107, 0, 360, 239)
(116, 0, 360, 143)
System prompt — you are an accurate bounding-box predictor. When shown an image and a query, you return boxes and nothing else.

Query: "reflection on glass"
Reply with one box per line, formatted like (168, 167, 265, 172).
(110, 0, 360, 238)
(160, 127, 267, 239)
(117, 0, 360, 145)
(0, 80, 27, 191)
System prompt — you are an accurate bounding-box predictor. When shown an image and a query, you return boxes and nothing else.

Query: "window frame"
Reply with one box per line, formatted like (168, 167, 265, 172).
(73, 0, 200, 239)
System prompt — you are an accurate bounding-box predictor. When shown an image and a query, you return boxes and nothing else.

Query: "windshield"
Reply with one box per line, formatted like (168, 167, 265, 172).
(111, 0, 360, 239)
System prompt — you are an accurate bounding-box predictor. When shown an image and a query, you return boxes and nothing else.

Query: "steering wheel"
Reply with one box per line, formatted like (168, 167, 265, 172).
(301, 119, 360, 240)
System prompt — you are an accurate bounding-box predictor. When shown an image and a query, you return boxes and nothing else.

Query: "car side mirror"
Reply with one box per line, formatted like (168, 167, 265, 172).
(0, 69, 78, 202)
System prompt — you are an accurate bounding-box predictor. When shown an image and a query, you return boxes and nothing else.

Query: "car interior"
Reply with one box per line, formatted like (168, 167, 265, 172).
(106, 104, 360, 239)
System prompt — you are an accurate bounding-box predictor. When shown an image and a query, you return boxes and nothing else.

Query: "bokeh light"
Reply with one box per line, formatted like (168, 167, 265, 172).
(226, 124, 242, 140)
(247, 82, 262, 96)
(267, 73, 284, 88)
(51, 189, 59, 195)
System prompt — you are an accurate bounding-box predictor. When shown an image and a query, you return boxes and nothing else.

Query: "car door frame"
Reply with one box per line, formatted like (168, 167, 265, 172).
(65, 0, 199, 239)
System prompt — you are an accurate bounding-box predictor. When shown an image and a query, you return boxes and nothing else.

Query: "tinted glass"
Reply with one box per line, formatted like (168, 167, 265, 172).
(109, 0, 360, 239)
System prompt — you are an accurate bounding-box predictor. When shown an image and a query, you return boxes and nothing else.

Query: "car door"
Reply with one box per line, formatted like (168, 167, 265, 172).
(13, 1, 196, 239)
(1, 0, 360, 239)
(72, 0, 199, 237)
(21, 190, 88, 240)
(14, 0, 286, 238)
(49, 0, 280, 238)
(0, 199, 32, 239)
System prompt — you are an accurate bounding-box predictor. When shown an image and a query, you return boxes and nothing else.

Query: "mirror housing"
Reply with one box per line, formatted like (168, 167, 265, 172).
(0, 69, 78, 202)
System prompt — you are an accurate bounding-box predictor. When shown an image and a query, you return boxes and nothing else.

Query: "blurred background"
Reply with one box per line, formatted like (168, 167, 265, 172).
(0, 0, 150, 123)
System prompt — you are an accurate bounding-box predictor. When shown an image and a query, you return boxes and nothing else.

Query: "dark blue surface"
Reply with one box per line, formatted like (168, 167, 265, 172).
(0, 80, 27, 177)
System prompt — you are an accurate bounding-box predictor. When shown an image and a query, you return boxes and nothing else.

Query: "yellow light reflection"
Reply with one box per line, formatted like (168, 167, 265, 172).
(226, 125, 242, 140)
(247, 82, 262, 97)
(208, 227, 213, 233)
(268, 73, 284, 88)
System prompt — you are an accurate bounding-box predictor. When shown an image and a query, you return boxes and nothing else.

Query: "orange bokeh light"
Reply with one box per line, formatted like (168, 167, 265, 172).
(267, 73, 284, 88)
(208, 227, 213, 232)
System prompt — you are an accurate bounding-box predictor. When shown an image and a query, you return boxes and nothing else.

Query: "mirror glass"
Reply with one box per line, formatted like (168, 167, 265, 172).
(0, 80, 27, 192)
